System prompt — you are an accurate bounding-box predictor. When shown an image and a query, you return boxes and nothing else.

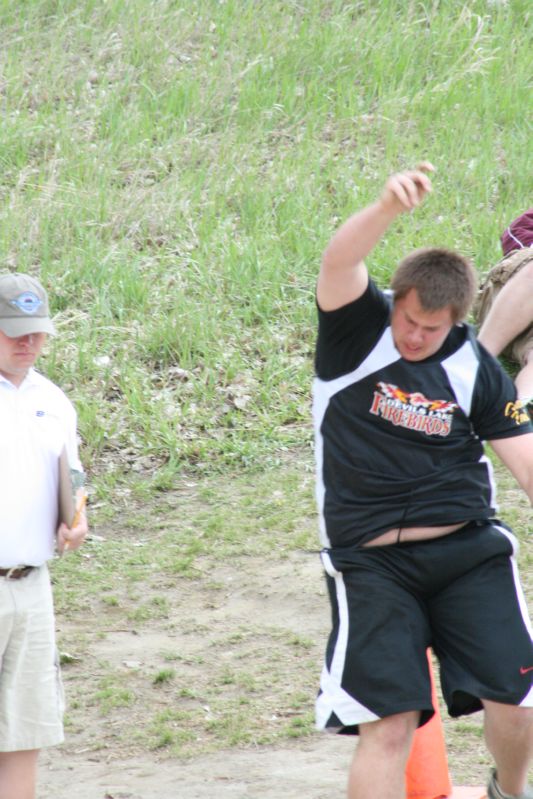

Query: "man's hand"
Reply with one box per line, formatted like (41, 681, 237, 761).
(318, 161, 435, 312)
(379, 162, 435, 216)
(56, 515, 88, 554)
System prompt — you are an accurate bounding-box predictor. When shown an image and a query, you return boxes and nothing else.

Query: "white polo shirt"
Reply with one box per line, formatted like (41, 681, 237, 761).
(0, 369, 81, 567)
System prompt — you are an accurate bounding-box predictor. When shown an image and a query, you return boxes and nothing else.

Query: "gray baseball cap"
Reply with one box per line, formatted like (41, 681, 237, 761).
(0, 273, 56, 337)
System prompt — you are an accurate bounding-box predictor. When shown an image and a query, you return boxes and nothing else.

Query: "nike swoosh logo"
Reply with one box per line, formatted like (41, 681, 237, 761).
(520, 666, 533, 675)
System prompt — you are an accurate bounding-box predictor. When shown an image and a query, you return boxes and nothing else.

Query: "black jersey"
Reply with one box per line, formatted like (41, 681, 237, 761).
(313, 279, 532, 548)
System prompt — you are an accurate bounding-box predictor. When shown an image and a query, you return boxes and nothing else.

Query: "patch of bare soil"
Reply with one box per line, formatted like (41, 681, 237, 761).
(38, 479, 530, 799)
(39, 737, 356, 799)
(40, 549, 360, 799)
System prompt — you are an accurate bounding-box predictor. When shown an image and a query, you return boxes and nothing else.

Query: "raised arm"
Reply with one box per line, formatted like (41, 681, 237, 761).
(317, 164, 434, 311)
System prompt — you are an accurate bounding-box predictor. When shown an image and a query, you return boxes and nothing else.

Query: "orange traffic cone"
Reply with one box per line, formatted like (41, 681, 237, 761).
(405, 651, 486, 799)
(405, 649, 452, 799)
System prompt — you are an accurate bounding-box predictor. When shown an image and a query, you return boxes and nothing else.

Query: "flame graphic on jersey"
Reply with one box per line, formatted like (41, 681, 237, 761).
(369, 382, 458, 437)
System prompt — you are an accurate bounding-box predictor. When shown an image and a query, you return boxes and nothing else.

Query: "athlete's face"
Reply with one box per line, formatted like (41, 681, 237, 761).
(391, 289, 454, 362)
(0, 329, 46, 386)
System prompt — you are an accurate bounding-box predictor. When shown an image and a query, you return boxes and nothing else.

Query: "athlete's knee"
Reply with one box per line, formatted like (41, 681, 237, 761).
(508, 706, 533, 736)
(360, 711, 419, 757)
(483, 700, 533, 734)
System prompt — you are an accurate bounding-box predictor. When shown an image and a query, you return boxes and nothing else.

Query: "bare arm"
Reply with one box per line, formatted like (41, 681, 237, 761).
(317, 164, 434, 311)
(489, 433, 533, 506)
(478, 262, 533, 353)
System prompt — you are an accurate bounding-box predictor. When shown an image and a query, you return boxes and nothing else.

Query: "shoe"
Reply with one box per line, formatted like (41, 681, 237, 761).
(487, 770, 533, 799)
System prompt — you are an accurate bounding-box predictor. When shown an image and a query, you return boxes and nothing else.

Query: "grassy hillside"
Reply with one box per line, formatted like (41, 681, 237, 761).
(3, 1, 531, 769)
(0, 0, 531, 502)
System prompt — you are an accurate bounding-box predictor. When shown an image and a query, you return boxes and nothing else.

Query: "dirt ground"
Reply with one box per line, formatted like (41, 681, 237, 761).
(33, 460, 531, 799)
(39, 736, 357, 799)
(36, 527, 524, 799)
(40, 549, 358, 799)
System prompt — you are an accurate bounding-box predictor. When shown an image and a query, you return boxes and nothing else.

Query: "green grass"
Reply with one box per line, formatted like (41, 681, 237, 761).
(51, 454, 317, 615)
(51, 455, 530, 763)
(0, 0, 531, 489)
(152, 668, 176, 686)
(2, 0, 531, 771)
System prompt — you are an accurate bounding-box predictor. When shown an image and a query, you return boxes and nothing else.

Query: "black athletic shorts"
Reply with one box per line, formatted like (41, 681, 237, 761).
(316, 520, 533, 735)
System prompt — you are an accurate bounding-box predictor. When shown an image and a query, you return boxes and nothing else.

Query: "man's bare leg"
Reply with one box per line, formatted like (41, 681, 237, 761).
(483, 700, 533, 796)
(0, 750, 39, 799)
(348, 711, 419, 799)
(478, 261, 533, 399)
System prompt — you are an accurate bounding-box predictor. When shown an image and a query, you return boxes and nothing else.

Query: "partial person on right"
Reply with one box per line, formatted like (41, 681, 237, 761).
(475, 208, 533, 408)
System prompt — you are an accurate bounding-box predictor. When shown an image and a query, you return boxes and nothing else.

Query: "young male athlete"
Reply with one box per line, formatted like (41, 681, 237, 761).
(313, 165, 533, 799)
(0, 273, 88, 799)
(475, 208, 533, 406)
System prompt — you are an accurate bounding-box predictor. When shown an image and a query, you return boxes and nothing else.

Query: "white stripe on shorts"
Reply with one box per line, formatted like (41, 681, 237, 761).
(493, 523, 533, 708)
(316, 551, 379, 730)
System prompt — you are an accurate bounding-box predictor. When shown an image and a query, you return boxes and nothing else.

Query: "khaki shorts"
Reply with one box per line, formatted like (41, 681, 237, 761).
(473, 249, 533, 367)
(0, 565, 64, 751)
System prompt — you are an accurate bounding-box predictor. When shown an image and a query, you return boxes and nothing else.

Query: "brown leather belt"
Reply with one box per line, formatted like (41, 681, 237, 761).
(0, 566, 36, 580)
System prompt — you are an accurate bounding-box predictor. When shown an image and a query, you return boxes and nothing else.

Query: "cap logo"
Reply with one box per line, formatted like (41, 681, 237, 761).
(10, 291, 43, 315)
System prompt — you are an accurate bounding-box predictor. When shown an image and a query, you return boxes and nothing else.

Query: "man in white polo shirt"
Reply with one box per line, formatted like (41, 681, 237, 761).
(0, 273, 88, 799)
